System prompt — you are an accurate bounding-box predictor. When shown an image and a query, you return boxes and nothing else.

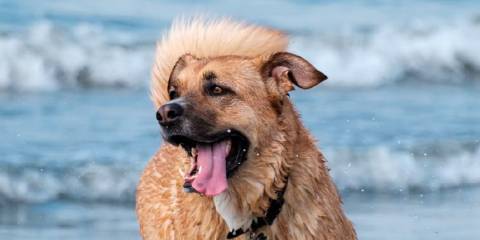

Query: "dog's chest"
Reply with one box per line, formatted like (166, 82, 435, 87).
(213, 192, 253, 231)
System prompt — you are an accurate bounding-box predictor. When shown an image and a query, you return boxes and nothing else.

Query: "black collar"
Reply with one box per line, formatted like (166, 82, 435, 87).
(226, 177, 288, 239)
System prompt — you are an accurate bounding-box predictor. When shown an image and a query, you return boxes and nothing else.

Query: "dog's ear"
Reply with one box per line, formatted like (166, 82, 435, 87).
(168, 53, 199, 89)
(261, 52, 327, 93)
(169, 54, 199, 80)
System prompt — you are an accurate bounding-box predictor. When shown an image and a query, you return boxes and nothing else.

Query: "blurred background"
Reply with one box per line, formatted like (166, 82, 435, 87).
(0, 0, 479, 239)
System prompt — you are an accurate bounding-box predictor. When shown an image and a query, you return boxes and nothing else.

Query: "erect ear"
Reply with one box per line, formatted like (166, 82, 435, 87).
(261, 52, 327, 92)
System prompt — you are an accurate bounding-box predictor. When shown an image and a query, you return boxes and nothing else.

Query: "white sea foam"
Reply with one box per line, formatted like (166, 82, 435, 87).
(1, 20, 480, 91)
(0, 143, 478, 203)
(0, 22, 153, 91)
(328, 143, 480, 193)
(292, 19, 480, 87)
(0, 163, 140, 204)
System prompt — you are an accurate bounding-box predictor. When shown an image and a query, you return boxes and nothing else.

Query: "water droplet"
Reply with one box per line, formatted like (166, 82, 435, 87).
(423, 152, 428, 157)
(347, 163, 352, 168)
(256, 152, 260, 156)
(360, 188, 365, 192)
(226, 129, 231, 133)
(295, 154, 299, 158)
(242, 149, 247, 152)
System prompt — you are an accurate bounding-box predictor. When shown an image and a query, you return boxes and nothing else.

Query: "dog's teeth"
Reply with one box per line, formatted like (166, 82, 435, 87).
(192, 148, 197, 157)
(225, 140, 232, 155)
(198, 166, 202, 174)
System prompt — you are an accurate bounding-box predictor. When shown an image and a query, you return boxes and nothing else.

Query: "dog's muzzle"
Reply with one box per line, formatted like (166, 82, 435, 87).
(155, 99, 250, 196)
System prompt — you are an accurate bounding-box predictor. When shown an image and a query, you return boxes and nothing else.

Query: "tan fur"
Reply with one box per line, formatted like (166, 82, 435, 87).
(137, 18, 356, 240)
(150, 17, 288, 108)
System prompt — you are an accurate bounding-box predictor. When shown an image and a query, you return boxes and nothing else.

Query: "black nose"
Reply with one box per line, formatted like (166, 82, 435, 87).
(156, 103, 184, 126)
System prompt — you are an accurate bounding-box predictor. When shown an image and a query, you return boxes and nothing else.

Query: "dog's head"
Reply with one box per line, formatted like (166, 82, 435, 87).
(156, 52, 326, 196)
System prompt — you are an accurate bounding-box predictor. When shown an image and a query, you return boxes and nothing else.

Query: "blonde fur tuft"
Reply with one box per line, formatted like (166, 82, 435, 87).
(150, 18, 289, 107)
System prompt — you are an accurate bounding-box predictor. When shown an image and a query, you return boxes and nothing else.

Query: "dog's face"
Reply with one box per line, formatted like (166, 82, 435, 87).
(156, 52, 326, 196)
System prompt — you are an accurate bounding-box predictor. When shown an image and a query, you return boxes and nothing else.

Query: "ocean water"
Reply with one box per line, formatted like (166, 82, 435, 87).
(1, 0, 479, 239)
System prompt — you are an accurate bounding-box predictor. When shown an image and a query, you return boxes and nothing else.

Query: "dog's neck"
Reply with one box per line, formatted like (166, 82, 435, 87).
(213, 100, 355, 239)
(212, 100, 298, 232)
(267, 100, 355, 239)
(212, 101, 303, 229)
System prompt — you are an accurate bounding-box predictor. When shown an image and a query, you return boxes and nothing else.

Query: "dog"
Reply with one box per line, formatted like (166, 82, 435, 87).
(136, 18, 356, 240)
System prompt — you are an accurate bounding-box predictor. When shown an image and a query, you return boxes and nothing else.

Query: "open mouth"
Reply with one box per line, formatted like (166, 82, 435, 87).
(166, 129, 250, 196)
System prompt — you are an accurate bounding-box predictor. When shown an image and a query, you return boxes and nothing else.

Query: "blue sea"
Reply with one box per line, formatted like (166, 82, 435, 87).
(1, 0, 479, 239)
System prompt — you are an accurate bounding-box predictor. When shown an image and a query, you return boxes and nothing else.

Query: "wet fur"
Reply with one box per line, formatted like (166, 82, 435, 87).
(136, 18, 356, 239)
(150, 18, 288, 108)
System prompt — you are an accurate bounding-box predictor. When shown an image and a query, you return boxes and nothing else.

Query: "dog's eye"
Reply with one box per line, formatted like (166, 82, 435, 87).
(206, 83, 231, 96)
(212, 86, 223, 95)
(169, 88, 178, 99)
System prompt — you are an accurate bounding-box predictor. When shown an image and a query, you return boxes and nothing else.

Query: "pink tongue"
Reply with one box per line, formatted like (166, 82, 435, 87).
(192, 141, 229, 196)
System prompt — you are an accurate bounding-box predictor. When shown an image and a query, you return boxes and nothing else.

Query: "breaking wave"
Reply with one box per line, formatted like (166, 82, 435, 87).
(0, 163, 141, 204)
(328, 141, 480, 193)
(0, 141, 479, 204)
(0, 22, 153, 91)
(1, 19, 480, 91)
(292, 19, 480, 87)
